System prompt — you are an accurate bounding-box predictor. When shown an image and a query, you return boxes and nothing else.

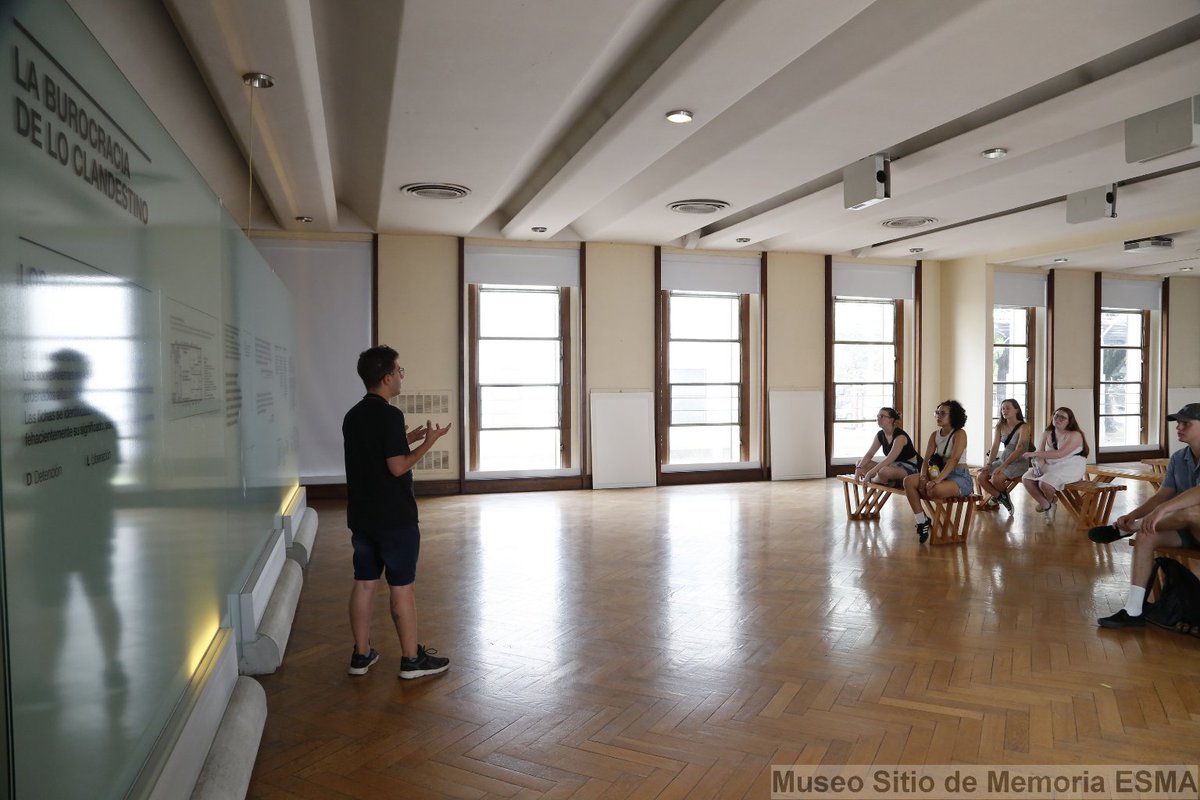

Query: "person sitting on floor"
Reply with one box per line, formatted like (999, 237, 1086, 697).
(853, 407, 922, 486)
(977, 398, 1034, 515)
(1020, 407, 1088, 524)
(903, 400, 972, 544)
(1092, 403, 1200, 629)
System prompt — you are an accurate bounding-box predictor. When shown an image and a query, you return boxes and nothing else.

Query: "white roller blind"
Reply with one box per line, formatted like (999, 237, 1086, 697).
(1102, 277, 1161, 311)
(253, 238, 373, 483)
(661, 253, 761, 293)
(994, 271, 1046, 307)
(465, 245, 579, 287)
(831, 262, 914, 299)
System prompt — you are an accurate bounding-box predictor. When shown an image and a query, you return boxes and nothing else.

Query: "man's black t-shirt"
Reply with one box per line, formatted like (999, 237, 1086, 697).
(342, 393, 417, 529)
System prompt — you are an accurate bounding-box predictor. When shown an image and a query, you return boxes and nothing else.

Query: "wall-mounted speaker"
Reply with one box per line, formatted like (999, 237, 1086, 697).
(843, 154, 890, 210)
(1125, 96, 1200, 163)
(1065, 184, 1116, 223)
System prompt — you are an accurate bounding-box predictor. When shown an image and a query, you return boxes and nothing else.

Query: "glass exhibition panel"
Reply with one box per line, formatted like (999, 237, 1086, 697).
(0, 2, 297, 796)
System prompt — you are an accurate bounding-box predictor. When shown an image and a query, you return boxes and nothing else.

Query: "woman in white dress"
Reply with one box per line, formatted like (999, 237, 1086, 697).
(1020, 406, 1090, 523)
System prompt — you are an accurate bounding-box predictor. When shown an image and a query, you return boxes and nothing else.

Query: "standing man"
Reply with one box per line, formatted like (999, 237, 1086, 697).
(343, 345, 452, 677)
(1091, 403, 1200, 628)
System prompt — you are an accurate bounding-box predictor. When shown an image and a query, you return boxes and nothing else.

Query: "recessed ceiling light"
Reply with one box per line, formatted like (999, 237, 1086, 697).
(531, 226, 547, 233)
(909, 247, 924, 254)
(400, 183, 471, 200)
(668, 199, 729, 214)
(1181, 266, 1195, 272)
(242, 72, 275, 89)
(736, 237, 750, 244)
(981, 147, 1008, 159)
(294, 215, 313, 223)
(665, 109, 694, 123)
(1053, 258, 1069, 263)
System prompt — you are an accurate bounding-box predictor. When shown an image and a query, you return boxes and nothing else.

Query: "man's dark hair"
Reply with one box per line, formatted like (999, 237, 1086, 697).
(357, 345, 399, 389)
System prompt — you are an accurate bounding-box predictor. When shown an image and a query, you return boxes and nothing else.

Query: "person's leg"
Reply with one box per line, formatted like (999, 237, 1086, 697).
(876, 464, 909, 483)
(924, 480, 963, 501)
(349, 579, 377, 655)
(903, 473, 924, 513)
(389, 583, 418, 658)
(977, 470, 998, 497)
(1022, 476, 1049, 509)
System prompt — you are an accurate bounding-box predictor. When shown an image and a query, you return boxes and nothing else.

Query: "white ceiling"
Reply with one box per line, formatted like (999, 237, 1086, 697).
(73, 0, 1200, 275)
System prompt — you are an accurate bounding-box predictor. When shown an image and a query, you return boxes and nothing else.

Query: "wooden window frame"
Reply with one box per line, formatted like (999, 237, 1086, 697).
(992, 306, 1035, 426)
(1097, 306, 1150, 451)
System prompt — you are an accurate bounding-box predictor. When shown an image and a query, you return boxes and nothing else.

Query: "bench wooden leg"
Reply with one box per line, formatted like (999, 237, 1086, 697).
(1056, 482, 1125, 530)
(920, 496, 978, 545)
(843, 479, 892, 520)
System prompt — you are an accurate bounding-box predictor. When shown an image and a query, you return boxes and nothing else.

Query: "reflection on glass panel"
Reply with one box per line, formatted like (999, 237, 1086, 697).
(1100, 311, 1142, 346)
(478, 429, 561, 471)
(993, 346, 1027, 383)
(669, 341, 739, 383)
(834, 299, 894, 342)
(1101, 384, 1141, 414)
(670, 293, 738, 340)
(669, 424, 738, 464)
(1100, 348, 1141, 381)
(671, 384, 738, 425)
(480, 386, 559, 428)
(833, 420, 877, 460)
(833, 384, 893, 422)
(833, 343, 894, 382)
(479, 286, 559, 338)
(1101, 415, 1142, 448)
(478, 340, 560, 383)
(993, 306, 1028, 345)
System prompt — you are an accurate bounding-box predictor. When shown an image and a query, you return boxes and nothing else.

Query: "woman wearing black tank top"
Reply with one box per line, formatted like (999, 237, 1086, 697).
(853, 407, 920, 486)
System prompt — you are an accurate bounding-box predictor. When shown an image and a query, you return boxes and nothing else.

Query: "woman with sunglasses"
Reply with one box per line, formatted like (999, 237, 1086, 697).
(853, 407, 921, 486)
(1021, 406, 1089, 523)
(903, 400, 972, 543)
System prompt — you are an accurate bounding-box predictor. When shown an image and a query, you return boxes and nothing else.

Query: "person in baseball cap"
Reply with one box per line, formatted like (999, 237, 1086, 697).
(1093, 401, 1200, 628)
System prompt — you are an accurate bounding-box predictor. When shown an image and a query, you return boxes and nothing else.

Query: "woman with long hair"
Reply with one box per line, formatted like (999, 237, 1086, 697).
(853, 407, 921, 486)
(977, 398, 1034, 515)
(1020, 406, 1089, 523)
(903, 400, 972, 543)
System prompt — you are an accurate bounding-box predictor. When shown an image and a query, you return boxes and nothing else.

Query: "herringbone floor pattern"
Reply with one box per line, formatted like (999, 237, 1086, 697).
(247, 479, 1200, 799)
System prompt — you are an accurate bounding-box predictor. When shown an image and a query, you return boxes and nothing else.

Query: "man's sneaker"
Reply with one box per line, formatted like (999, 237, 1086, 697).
(1088, 525, 1127, 544)
(348, 647, 380, 676)
(915, 519, 931, 544)
(997, 491, 1014, 515)
(1098, 609, 1145, 629)
(399, 645, 450, 680)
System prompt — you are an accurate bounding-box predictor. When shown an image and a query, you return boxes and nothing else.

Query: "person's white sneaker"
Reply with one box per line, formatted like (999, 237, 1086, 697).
(1043, 504, 1057, 523)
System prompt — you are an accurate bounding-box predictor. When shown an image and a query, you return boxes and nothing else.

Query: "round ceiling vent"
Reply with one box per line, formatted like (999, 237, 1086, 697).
(668, 199, 730, 214)
(401, 182, 471, 200)
(881, 216, 937, 229)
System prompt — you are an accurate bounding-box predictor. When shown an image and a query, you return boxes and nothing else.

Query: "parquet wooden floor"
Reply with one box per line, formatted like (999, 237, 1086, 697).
(247, 479, 1200, 799)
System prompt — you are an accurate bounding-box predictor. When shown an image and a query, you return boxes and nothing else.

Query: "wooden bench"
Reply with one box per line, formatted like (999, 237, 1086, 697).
(836, 475, 978, 544)
(1056, 480, 1125, 530)
(1143, 457, 1170, 475)
(1086, 464, 1164, 489)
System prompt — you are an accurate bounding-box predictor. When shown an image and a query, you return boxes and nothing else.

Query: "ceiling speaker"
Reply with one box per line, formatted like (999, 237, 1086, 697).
(1125, 96, 1200, 163)
(843, 155, 890, 210)
(1066, 184, 1116, 223)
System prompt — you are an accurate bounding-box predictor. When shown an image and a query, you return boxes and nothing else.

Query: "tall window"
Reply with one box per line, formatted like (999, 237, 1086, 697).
(831, 297, 899, 459)
(468, 284, 569, 471)
(664, 290, 747, 464)
(992, 306, 1032, 425)
(1099, 308, 1148, 447)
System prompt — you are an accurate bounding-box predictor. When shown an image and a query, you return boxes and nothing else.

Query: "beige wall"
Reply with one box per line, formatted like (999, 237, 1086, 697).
(765, 252, 824, 390)
(377, 234, 461, 476)
(1169, 275, 1200, 388)
(584, 243, 656, 392)
(937, 257, 991, 464)
(1050, 269, 1095, 392)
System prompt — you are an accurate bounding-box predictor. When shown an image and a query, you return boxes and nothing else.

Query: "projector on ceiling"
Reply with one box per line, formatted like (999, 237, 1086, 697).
(1123, 236, 1174, 254)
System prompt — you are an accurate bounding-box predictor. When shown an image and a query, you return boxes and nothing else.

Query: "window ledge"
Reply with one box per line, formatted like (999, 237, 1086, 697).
(662, 461, 761, 474)
(466, 468, 581, 480)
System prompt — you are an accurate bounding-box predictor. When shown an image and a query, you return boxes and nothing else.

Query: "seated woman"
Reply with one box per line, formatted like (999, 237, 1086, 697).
(903, 400, 972, 543)
(1020, 406, 1089, 523)
(853, 407, 921, 486)
(977, 398, 1034, 515)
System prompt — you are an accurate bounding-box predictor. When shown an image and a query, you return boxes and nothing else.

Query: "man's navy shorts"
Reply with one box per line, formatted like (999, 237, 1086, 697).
(351, 524, 420, 586)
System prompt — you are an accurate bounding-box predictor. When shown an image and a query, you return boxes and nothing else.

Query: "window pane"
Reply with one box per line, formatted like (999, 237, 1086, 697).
(479, 287, 558, 337)
(834, 300, 894, 342)
(669, 341, 739, 383)
(832, 421, 877, 460)
(478, 340, 560, 383)
(1100, 311, 1142, 346)
(478, 429, 561, 471)
(992, 384, 1028, 422)
(669, 425, 738, 464)
(993, 307, 1028, 346)
(1100, 416, 1141, 448)
(993, 345, 1028, 383)
(480, 386, 559, 428)
(833, 383, 893, 423)
(1101, 384, 1141, 415)
(671, 384, 738, 425)
(1101, 348, 1142, 382)
(833, 344, 894, 382)
(670, 294, 739, 340)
